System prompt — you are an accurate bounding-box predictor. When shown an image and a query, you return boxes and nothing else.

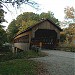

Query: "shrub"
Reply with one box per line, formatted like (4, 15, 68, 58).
(69, 47, 75, 52)
(0, 44, 12, 52)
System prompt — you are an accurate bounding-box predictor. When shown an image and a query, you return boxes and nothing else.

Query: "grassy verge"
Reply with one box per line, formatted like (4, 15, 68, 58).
(0, 59, 38, 75)
(0, 50, 47, 75)
(0, 50, 47, 62)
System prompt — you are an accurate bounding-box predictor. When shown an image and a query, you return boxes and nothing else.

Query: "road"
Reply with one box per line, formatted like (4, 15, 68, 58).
(32, 50, 75, 75)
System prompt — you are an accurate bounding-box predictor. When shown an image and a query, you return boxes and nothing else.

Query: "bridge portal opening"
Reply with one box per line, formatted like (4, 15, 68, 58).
(31, 29, 57, 49)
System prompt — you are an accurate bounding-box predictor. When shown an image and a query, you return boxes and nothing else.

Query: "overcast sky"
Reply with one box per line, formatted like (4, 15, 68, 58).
(2, 0, 75, 29)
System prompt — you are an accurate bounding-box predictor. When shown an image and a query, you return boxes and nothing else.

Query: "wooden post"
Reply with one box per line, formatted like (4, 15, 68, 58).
(12, 47, 15, 53)
(16, 47, 18, 53)
(12, 44, 15, 53)
(40, 42, 42, 50)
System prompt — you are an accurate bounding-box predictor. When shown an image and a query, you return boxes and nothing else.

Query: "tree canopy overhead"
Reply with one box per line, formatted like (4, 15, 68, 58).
(0, 0, 39, 9)
(0, 0, 39, 23)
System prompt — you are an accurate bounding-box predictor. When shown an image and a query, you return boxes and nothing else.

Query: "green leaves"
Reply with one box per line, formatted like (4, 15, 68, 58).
(7, 19, 19, 42)
(0, 25, 7, 46)
(0, 2, 5, 23)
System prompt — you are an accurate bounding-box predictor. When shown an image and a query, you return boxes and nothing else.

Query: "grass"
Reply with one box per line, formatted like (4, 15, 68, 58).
(0, 50, 47, 75)
(0, 59, 38, 75)
(0, 50, 47, 62)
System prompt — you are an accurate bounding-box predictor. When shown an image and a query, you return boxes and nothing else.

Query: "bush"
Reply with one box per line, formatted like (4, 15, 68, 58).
(69, 47, 75, 52)
(0, 44, 12, 52)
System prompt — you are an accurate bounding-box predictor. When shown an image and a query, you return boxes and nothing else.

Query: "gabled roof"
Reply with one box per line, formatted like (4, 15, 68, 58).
(15, 19, 62, 37)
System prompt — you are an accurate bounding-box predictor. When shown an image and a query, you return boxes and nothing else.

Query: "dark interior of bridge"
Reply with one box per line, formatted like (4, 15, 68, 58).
(31, 29, 57, 49)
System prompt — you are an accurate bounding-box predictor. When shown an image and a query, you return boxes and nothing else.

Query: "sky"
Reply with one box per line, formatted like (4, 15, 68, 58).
(2, 0, 75, 29)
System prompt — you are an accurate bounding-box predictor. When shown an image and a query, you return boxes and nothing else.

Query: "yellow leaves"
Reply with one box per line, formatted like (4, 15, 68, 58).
(68, 23, 75, 35)
(64, 6, 75, 19)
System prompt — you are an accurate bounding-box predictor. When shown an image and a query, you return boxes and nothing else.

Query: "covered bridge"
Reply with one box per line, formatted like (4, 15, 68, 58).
(13, 19, 62, 52)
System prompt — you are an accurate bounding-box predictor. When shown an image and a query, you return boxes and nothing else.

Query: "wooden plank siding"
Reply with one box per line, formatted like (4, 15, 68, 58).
(31, 21, 60, 39)
(14, 31, 32, 50)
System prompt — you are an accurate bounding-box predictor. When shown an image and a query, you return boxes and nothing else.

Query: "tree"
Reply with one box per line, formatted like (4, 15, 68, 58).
(60, 6, 75, 28)
(0, 2, 6, 23)
(7, 19, 19, 42)
(39, 11, 59, 25)
(66, 23, 75, 35)
(0, 0, 39, 24)
(62, 23, 75, 44)
(0, 2, 7, 46)
(0, 25, 7, 46)
(59, 6, 75, 44)
(16, 12, 39, 29)
(64, 6, 75, 22)
(8, 12, 39, 34)
(60, 31, 66, 42)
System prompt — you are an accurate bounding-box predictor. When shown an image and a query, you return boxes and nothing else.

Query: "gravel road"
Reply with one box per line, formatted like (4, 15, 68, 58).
(32, 50, 75, 75)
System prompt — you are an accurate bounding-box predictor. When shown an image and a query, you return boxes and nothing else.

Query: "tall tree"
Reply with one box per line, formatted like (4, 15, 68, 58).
(0, 2, 7, 46)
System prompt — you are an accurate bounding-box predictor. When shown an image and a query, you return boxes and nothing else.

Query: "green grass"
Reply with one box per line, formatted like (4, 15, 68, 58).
(0, 59, 38, 75)
(0, 50, 47, 75)
(0, 50, 47, 62)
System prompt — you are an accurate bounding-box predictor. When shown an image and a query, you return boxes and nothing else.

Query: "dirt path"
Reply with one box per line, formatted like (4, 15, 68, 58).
(32, 50, 75, 75)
